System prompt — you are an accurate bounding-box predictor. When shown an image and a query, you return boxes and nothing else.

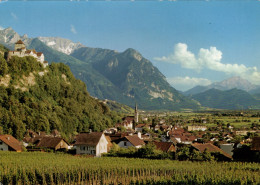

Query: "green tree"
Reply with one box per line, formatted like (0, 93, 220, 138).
(0, 55, 8, 76)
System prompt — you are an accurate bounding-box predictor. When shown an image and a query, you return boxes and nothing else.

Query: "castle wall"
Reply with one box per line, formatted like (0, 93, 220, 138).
(8, 41, 47, 68)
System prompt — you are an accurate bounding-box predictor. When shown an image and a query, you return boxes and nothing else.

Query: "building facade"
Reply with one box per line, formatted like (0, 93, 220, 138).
(8, 40, 48, 67)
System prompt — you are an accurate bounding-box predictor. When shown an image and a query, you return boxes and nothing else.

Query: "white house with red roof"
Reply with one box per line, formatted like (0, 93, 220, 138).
(74, 132, 108, 157)
(117, 135, 145, 149)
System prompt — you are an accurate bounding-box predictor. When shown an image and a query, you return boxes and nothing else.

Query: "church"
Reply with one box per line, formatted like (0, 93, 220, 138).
(7, 40, 48, 67)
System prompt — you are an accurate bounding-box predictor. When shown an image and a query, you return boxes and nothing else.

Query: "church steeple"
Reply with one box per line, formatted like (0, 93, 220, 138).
(134, 103, 138, 123)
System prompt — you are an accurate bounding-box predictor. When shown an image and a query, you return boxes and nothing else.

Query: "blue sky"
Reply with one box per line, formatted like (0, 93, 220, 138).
(0, 1, 260, 91)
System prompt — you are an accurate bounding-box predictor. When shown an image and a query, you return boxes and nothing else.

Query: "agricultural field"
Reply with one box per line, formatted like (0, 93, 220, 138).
(165, 111, 260, 129)
(0, 152, 259, 185)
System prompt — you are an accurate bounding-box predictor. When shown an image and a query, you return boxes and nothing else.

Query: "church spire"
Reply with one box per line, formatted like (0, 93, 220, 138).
(134, 103, 138, 123)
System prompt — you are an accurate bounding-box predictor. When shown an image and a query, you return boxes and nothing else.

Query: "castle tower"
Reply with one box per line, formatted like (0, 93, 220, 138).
(14, 40, 26, 52)
(134, 103, 138, 123)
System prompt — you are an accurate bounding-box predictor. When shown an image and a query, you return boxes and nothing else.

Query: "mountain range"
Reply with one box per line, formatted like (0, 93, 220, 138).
(191, 88, 260, 110)
(0, 27, 199, 110)
(184, 76, 260, 96)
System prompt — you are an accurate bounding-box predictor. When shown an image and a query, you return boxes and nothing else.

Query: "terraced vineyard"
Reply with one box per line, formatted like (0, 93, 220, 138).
(0, 152, 259, 184)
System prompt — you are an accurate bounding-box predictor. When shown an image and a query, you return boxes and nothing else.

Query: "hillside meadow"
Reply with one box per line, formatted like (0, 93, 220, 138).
(0, 152, 259, 185)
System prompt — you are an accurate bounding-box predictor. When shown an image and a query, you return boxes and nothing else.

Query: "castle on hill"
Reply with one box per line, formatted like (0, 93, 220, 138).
(8, 40, 48, 67)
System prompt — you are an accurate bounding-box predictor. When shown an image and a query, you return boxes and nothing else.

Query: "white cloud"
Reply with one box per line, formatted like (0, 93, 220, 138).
(70, 25, 77, 34)
(11, 12, 17, 20)
(167, 76, 212, 91)
(155, 43, 260, 85)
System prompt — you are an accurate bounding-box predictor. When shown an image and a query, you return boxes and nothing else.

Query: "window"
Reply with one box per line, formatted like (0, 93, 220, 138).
(91, 150, 95, 154)
(0, 141, 2, 145)
(124, 141, 127, 146)
(0, 148, 3, 151)
(80, 146, 86, 151)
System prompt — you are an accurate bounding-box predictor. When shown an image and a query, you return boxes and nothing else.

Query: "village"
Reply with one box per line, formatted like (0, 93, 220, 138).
(0, 40, 259, 162)
(0, 104, 259, 162)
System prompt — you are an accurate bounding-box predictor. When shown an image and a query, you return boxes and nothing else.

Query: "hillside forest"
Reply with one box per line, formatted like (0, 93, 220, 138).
(0, 46, 121, 140)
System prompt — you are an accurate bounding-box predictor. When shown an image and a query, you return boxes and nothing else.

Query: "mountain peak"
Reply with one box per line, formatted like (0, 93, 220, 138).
(4, 27, 14, 31)
(123, 48, 143, 61)
(38, 37, 84, 55)
(185, 76, 259, 96)
(213, 76, 255, 91)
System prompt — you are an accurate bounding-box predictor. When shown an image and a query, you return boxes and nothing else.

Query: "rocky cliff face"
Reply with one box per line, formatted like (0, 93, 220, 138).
(38, 37, 84, 55)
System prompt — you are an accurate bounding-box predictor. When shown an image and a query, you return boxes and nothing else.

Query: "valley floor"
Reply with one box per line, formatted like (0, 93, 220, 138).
(0, 152, 259, 185)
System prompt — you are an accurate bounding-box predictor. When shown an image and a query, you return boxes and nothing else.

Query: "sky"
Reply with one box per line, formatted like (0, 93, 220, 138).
(0, 0, 260, 91)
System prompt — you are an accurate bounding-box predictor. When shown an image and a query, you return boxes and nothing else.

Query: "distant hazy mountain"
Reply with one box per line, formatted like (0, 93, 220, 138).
(185, 76, 259, 95)
(249, 87, 260, 95)
(38, 37, 84, 55)
(191, 88, 260, 110)
(0, 27, 199, 110)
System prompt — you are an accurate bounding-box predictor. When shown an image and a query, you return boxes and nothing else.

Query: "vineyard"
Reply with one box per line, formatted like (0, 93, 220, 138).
(0, 152, 259, 185)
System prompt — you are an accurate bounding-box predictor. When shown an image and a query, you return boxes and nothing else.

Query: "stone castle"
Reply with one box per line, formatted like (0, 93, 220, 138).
(8, 40, 48, 67)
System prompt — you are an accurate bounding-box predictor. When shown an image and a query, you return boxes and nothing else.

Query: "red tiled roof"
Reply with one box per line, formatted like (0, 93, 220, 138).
(192, 143, 232, 159)
(0, 135, 23, 152)
(135, 124, 146, 128)
(74, 132, 103, 146)
(251, 137, 260, 151)
(37, 52, 43, 56)
(25, 50, 32, 54)
(107, 132, 128, 142)
(23, 136, 43, 144)
(15, 40, 24, 44)
(123, 116, 134, 123)
(154, 141, 176, 152)
(35, 137, 67, 149)
(125, 135, 145, 146)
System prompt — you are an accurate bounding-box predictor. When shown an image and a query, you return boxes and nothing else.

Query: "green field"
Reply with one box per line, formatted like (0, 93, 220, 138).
(0, 152, 259, 184)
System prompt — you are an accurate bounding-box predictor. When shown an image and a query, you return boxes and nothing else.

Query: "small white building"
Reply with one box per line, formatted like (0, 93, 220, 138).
(74, 132, 108, 157)
(188, 125, 207, 132)
(117, 135, 145, 149)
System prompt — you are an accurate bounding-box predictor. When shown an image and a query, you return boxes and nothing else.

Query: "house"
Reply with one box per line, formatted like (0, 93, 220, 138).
(117, 135, 145, 149)
(35, 137, 69, 151)
(191, 143, 232, 160)
(74, 132, 108, 157)
(7, 40, 48, 67)
(153, 141, 176, 153)
(106, 132, 129, 143)
(104, 128, 117, 134)
(235, 130, 248, 136)
(220, 143, 234, 157)
(135, 124, 146, 132)
(0, 135, 23, 152)
(188, 125, 207, 132)
(135, 124, 151, 132)
(171, 132, 197, 145)
(105, 135, 113, 152)
(116, 116, 134, 130)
